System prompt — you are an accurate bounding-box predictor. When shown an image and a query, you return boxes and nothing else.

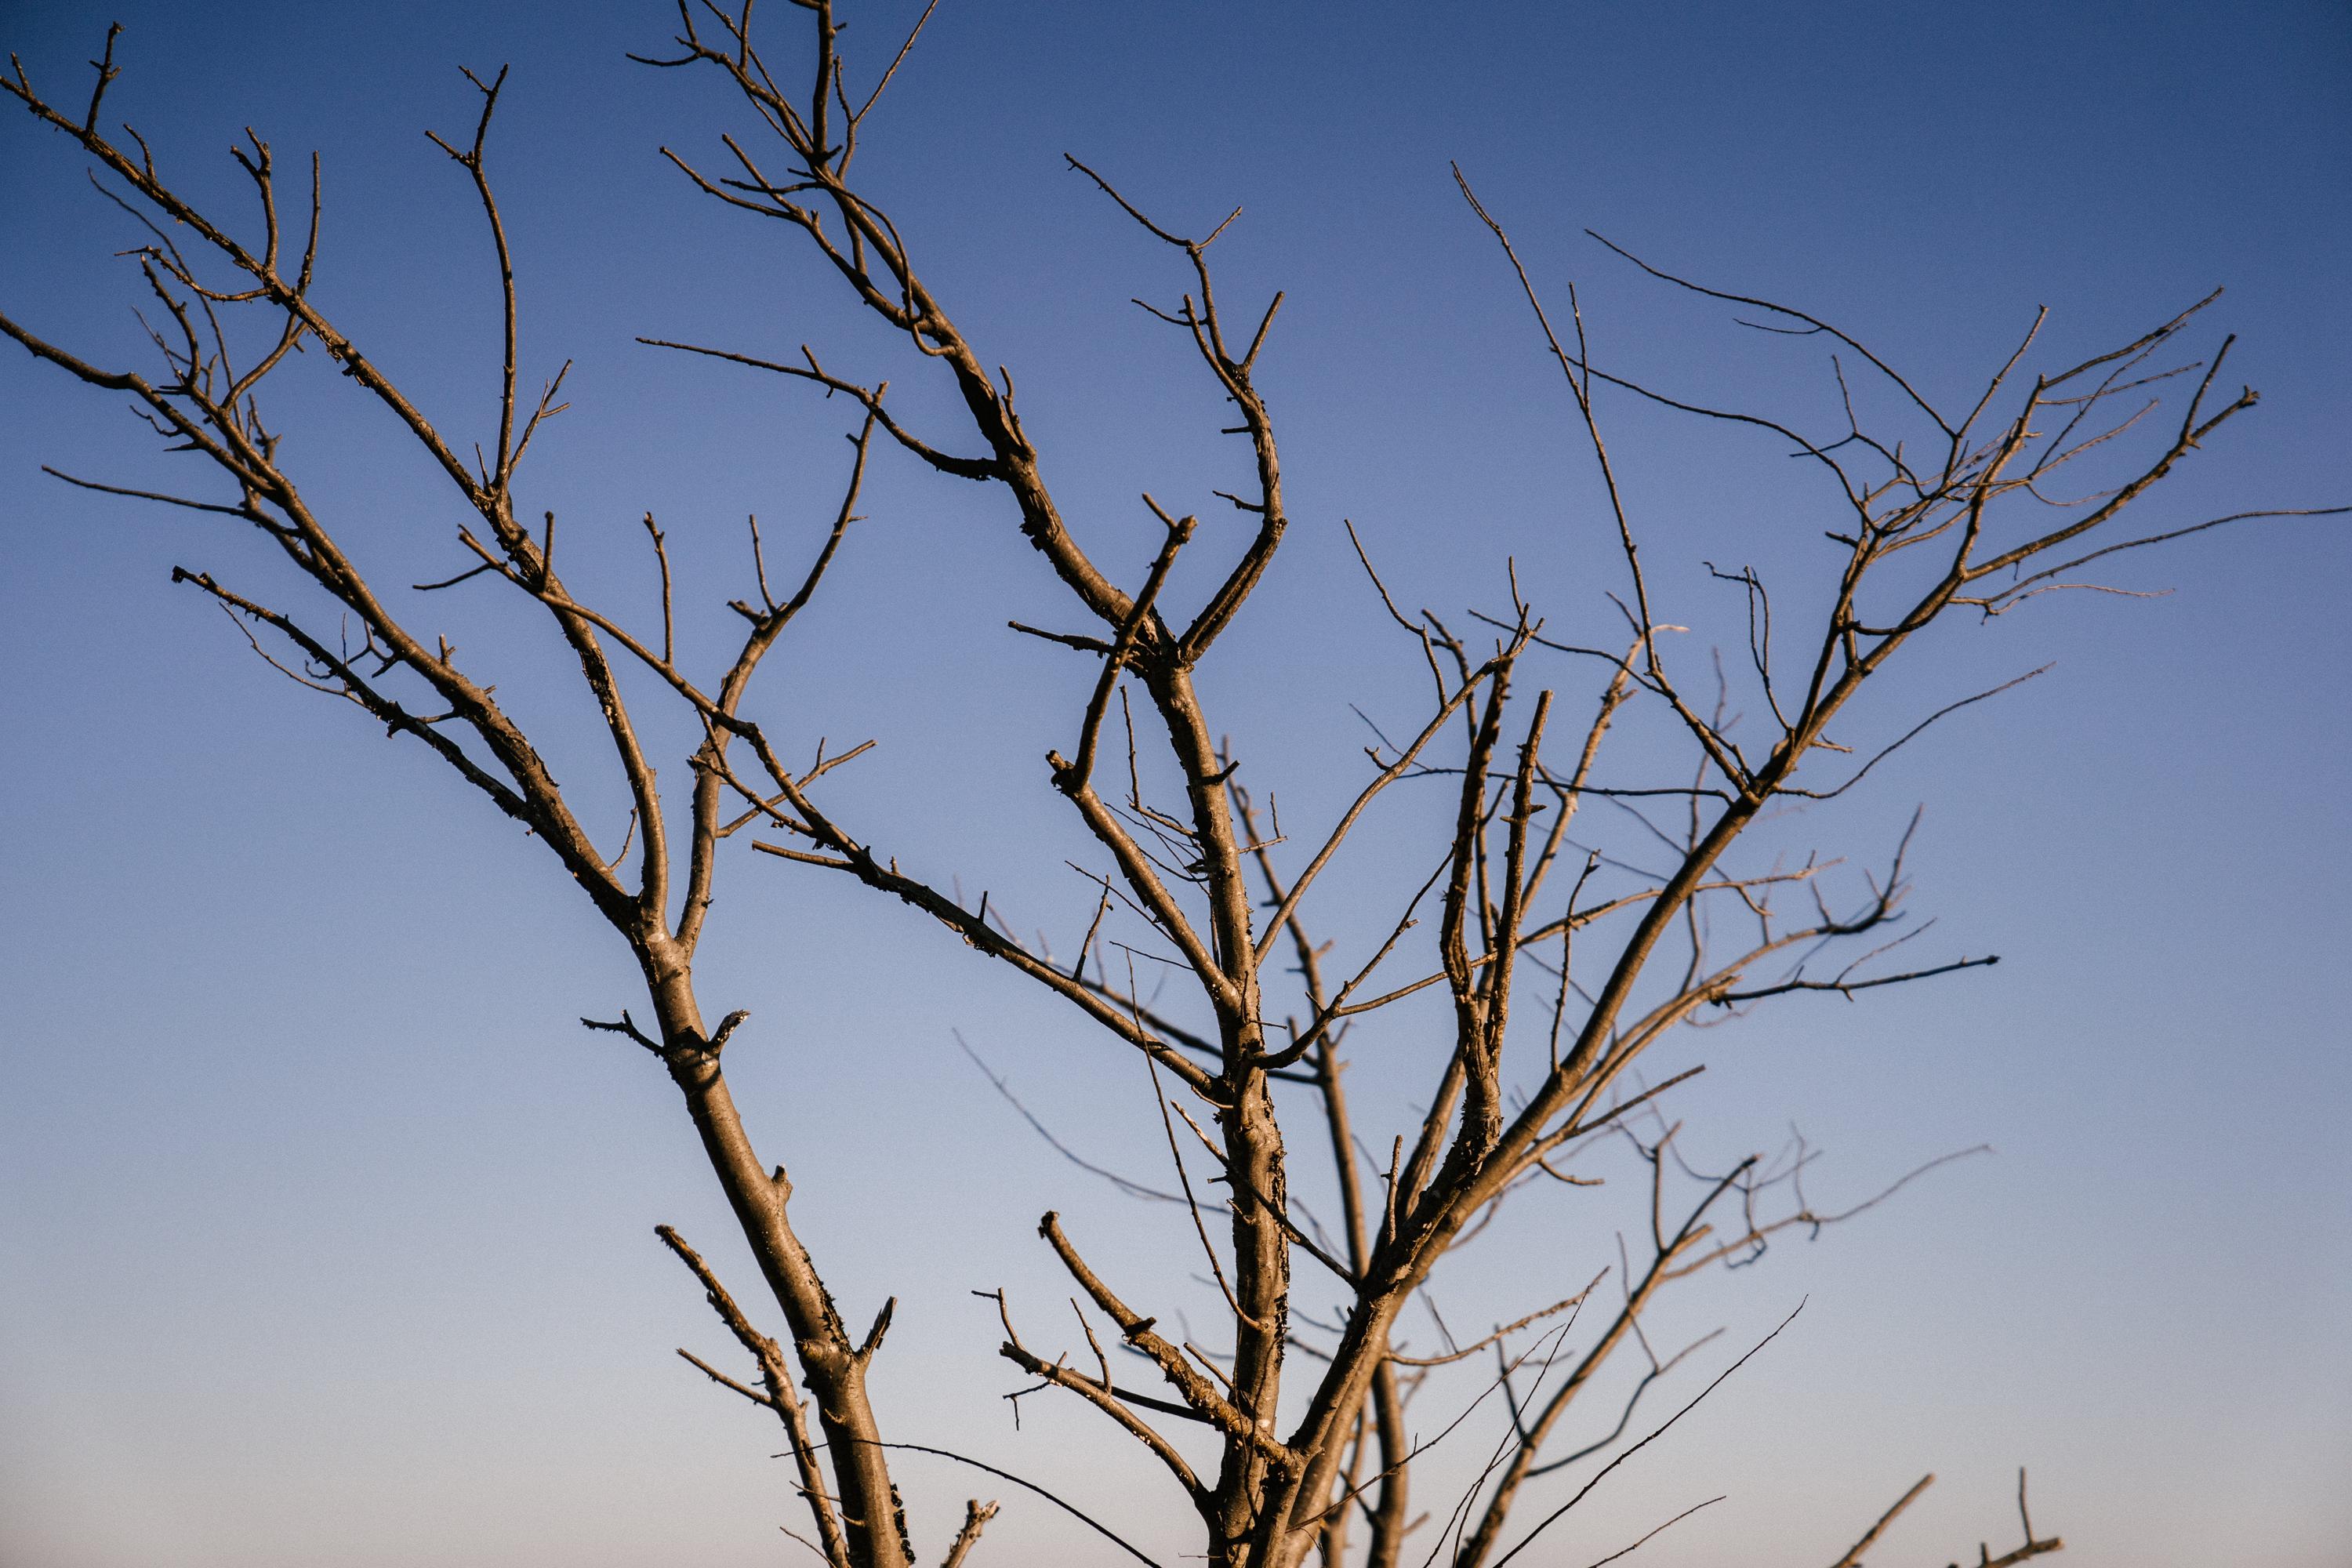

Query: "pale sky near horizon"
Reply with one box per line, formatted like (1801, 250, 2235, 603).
(2, 2, 2347, 1566)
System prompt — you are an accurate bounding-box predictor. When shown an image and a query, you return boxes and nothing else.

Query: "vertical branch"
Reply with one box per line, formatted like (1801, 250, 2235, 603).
(1235, 780, 1413, 1568)
(659, 1224, 854, 1568)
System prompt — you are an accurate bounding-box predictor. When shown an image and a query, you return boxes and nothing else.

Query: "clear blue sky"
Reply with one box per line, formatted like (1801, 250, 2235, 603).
(2, 2, 2346, 1565)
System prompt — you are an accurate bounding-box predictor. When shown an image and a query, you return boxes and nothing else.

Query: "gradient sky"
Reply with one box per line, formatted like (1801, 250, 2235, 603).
(2, 2, 2347, 1566)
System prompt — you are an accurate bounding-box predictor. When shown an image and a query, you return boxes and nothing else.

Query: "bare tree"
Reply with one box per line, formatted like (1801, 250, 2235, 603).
(3, 8, 2336, 1568)
(2, 27, 927, 1568)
